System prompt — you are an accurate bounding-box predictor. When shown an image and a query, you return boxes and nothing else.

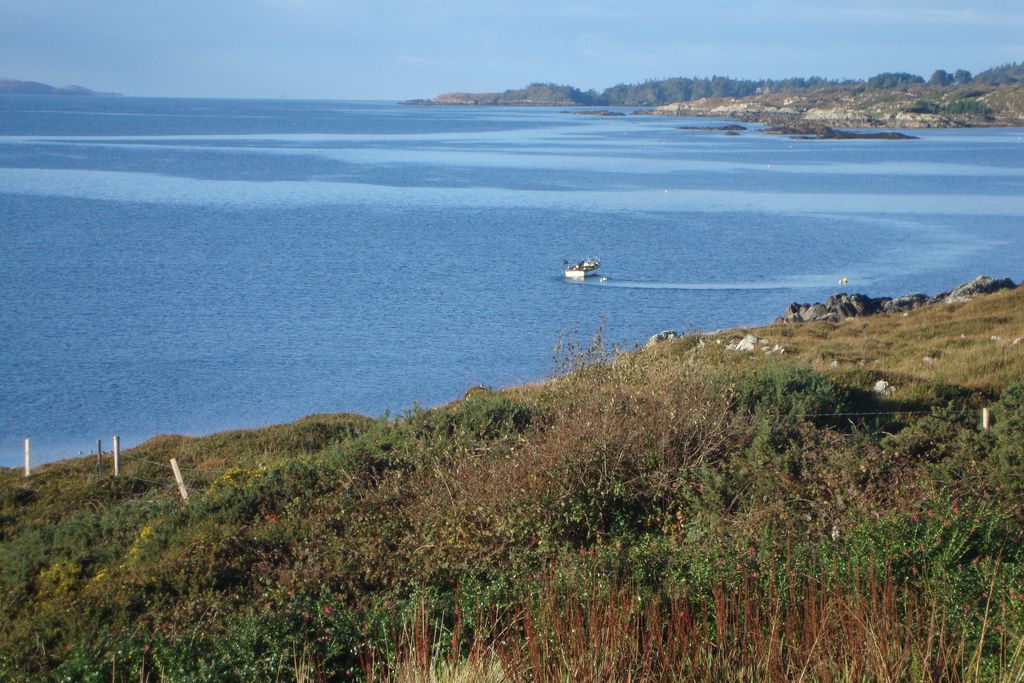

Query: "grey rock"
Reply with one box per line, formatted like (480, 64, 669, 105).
(646, 330, 680, 347)
(825, 292, 884, 318)
(804, 303, 829, 321)
(873, 380, 895, 396)
(783, 303, 803, 321)
(942, 275, 1017, 304)
(729, 334, 759, 351)
(780, 276, 1016, 323)
(882, 293, 929, 313)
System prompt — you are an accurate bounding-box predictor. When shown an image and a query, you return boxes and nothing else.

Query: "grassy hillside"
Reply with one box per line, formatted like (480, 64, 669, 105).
(2, 287, 1023, 681)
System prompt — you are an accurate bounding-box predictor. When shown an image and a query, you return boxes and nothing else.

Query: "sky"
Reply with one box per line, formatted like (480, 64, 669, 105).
(2, 0, 1022, 100)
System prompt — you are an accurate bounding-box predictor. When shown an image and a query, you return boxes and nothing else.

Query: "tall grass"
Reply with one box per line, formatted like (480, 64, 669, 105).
(366, 568, 1023, 683)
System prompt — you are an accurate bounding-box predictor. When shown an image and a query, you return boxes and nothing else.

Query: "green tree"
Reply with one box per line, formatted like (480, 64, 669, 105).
(928, 69, 953, 86)
(868, 72, 925, 88)
(953, 69, 973, 84)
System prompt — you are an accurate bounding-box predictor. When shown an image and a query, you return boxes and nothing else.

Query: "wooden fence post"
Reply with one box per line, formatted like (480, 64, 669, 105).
(97, 438, 103, 473)
(113, 436, 120, 477)
(982, 407, 991, 430)
(170, 458, 189, 502)
(24, 438, 30, 478)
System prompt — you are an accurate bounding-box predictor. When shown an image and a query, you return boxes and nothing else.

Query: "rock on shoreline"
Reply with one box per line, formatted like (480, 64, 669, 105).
(573, 110, 626, 116)
(762, 122, 917, 139)
(779, 275, 1017, 323)
(675, 124, 747, 131)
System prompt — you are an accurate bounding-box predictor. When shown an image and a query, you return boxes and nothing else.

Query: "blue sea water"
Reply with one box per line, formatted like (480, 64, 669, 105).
(2, 96, 1023, 465)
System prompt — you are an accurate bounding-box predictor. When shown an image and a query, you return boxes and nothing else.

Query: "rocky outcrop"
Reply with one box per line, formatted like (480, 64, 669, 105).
(781, 276, 1017, 323)
(890, 112, 958, 128)
(941, 276, 1017, 304)
(675, 124, 747, 131)
(762, 122, 917, 139)
(885, 292, 930, 312)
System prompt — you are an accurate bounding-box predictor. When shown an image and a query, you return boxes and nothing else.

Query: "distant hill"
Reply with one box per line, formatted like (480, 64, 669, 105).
(405, 62, 1022, 108)
(0, 78, 121, 96)
(405, 76, 847, 107)
(404, 83, 599, 106)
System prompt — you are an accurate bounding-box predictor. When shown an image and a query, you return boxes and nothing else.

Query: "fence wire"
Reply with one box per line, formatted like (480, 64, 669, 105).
(11, 405, 998, 506)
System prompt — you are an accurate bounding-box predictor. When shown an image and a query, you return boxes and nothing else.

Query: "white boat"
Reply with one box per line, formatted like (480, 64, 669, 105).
(564, 258, 600, 278)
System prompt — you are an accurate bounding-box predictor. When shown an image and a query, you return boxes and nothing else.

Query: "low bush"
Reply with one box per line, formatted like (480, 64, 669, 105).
(943, 98, 995, 117)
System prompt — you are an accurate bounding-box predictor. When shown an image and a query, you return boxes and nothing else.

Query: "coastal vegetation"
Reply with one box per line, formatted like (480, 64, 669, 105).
(404, 76, 849, 107)
(866, 72, 925, 89)
(2, 283, 1023, 680)
(408, 62, 1023, 108)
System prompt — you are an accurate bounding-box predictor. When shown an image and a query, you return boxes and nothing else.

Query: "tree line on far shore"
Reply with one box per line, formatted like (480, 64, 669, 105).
(498, 61, 1023, 107)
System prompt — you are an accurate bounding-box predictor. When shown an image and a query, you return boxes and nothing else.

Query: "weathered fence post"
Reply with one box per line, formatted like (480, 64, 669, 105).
(113, 435, 120, 477)
(170, 458, 189, 502)
(24, 438, 30, 478)
(982, 407, 991, 430)
(97, 438, 103, 473)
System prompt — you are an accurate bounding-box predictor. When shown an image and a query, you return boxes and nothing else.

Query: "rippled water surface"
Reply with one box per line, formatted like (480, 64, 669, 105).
(2, 97, 1022, 464)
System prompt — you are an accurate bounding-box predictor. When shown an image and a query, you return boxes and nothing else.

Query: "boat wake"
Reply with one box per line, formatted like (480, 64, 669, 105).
(566, 276, 846, 291)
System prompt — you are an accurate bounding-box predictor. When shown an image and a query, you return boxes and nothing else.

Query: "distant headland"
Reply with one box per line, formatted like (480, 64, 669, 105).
(404, 62, 1024, 129)
(0, 78, 121, 97)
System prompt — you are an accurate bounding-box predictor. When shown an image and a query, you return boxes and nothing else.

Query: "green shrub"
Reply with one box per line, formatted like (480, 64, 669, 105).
(728, 364, 867, 427)
(453, 394, 533, 438)
(977, 383, 1024, 509)
(882, 404, 979, 463)
(904, 100, 940, 114)
(942, 98, 994, 117)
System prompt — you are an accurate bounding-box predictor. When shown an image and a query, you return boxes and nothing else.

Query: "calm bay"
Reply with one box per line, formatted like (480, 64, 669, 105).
(2, 96, 1022, 465)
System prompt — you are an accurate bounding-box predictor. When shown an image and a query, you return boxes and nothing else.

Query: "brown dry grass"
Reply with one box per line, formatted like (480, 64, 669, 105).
(371, 568, 1024, 683)
(696, 287, 1024, 394)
